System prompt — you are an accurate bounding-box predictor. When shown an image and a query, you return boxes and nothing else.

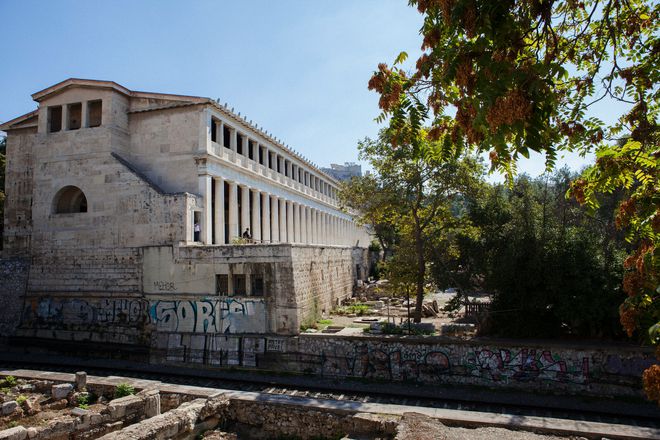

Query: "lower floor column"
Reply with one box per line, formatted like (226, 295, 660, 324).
(199, 174, 213, 244)
(261, 192, 271, 243)
(213, 176, 225, 245)
(294, 203, 301, 243)
(271, 195, 280, 243)
(228, 181, 239, 241)
(279, 198, 287, 243)
(240, 185, 250, 239)
(301, 206, 308, 244)
(286, 200, 294, 244)
(251, 188, 261, 242)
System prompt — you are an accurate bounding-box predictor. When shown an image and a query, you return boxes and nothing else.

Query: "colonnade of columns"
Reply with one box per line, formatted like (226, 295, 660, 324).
(211, 118, 338, 200)
(197, 174, 364, 246)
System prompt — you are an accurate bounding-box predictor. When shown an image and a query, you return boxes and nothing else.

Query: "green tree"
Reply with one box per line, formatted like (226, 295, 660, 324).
(0, 135, 5, 248)
(370, 0, 658, 401)
(342, 129, 483, 322)
(339, 173, 399, 260)
(461, 172, 627, 338)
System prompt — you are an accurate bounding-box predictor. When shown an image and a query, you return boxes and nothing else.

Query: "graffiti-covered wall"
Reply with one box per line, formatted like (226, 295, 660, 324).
(292, 336, 656, 398)
(146, 331, 658, 399)
(17, 295, 267, 345)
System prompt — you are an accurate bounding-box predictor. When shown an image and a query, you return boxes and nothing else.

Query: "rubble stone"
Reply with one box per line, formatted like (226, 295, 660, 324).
(51, 383, 73, 400)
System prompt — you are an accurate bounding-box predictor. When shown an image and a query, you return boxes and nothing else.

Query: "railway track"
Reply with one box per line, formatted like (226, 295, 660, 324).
(1, 359, 658, 432)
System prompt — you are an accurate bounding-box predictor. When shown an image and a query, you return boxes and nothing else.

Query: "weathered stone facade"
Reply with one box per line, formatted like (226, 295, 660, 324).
(1, 79, 371, 345)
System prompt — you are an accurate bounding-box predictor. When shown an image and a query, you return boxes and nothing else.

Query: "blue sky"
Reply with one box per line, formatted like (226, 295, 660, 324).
(1, 0, 609, 180)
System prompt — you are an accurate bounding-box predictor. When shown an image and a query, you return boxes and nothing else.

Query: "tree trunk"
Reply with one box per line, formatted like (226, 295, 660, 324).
(413, 220, 425, 323)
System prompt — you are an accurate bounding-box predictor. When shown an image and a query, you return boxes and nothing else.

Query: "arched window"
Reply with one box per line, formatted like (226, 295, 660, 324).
(53, 186, 88, 214)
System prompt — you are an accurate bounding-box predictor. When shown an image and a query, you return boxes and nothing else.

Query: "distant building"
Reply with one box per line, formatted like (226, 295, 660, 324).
(320, 162, 362, 181)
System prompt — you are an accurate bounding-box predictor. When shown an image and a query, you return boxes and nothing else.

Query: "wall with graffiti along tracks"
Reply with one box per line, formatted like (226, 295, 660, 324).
(290, 335, 657, 397)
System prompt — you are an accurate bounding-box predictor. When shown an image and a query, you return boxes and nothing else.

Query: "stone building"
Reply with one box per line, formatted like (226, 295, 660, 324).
(320, 162, 362, 181)
(0, 79, 371, 352)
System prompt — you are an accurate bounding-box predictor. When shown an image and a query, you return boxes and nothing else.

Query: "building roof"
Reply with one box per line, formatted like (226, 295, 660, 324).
(5, 78, 340, 185)
(0, 110, 38, 131)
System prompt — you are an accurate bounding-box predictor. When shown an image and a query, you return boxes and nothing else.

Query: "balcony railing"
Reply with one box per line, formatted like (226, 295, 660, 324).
(210, 141, 338, 207)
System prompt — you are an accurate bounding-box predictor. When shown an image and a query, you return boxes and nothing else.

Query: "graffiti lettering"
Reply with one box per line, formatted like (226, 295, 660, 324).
(153, 281, 177, 292)
(466, 348, 589, 384)
(149, 298, 265, 334)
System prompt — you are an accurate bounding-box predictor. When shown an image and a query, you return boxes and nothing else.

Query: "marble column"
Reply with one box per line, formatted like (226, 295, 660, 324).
(271, 195, 280, 242)
(301, 206, 308, 244)
(251, 188, 261, 242)
(294, 203, 301, 243)
(311, 209, 317, 244)
(286, 201, 294, 243)
(213, 177, 225, 244)
(261, 192, 271, 243)
(230, 128, 237, 152)
(240, 185, 250, 238)
(228, 181, 239, 241)
(279, 198, 287, 242)
(199, 174, 213, 244)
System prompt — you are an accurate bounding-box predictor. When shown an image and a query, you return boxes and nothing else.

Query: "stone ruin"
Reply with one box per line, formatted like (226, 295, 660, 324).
(0, 373, 453, 440)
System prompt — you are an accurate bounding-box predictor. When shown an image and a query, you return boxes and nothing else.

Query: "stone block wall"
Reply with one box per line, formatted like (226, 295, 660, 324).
(0, 258, 29, 337)
(290, 246, 355, 328)
(2, 128, 36, 256)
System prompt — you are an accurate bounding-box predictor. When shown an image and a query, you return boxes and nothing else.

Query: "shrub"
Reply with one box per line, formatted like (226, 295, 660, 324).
(2, 376, 17, 387)
(16, 395, 26, 405)
(77, 392, 89, 409)
(114, 383, 135, 399)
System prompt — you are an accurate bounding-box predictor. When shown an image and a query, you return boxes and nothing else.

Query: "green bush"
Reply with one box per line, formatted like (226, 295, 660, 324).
(2, 376, 17, 387)
(114, 383, 135, 399)
(16, 395, 26, 405)
(77, 392, 89, 409)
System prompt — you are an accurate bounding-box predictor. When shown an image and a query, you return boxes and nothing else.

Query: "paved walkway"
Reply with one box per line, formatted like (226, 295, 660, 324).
(2, 368, 658, 439)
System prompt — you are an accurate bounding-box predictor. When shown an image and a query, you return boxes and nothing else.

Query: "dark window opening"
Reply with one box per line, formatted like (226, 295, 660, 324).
(211, 119, 217, 143)
(87, 100, 102, 127)
(193, 211, 201, 242)
(252, 276, 264, 296)
(248, 140, 254, 160)
(259, 147, 264, 165)
(237, 134, 244, 155)
(223, 126, 231, 148)
(216, 274, 229, 295)
(48, 106, 62, 133)
(53, 186, 87, 214)
(276, 156, 281, 173)
(233, 274, 246, 296)
(67, 103, 82, 130)
(284, 160, 289, 177)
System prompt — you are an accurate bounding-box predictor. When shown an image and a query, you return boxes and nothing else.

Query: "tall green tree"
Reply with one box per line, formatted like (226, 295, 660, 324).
(369, 0, 658, 401)
(456, 171, 628, 338)
(341, 129, 483, 322)
(338, 173, 399, 259)
(0, 135, 5, 248)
